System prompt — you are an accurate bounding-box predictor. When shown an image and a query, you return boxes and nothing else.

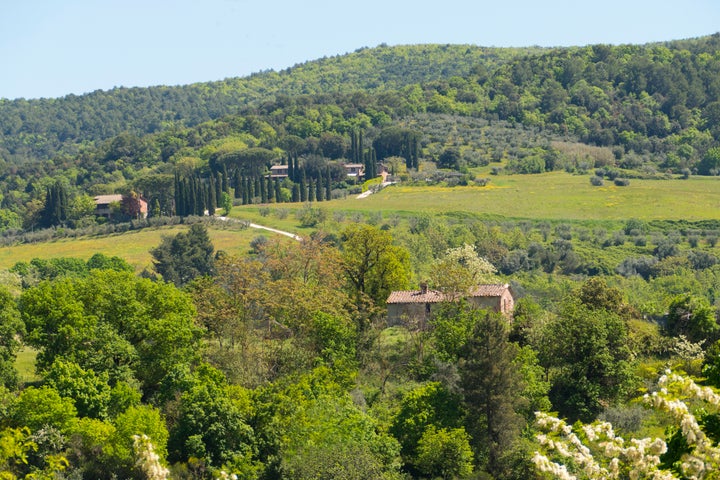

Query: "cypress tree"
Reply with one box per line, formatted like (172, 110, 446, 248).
(254, 177, 261, 202)
(215, 172, 223, 206)
(151, 199, 161, 218)
(299, 174, 307, 202)
(287, 154, 294, 182)
(248, 176, 255, 204)
(242, 176, 249, 205)
(260, 175, 268, 203)
(222, 166, 229, 193)
(266, 176, 274, 203)
(308, 179, 316, 202)
(292, 183, 300, 203)
(325, 167, 332, 201)
(208, 175, 217, 216)
(40, 181, 68, 227)
(234, 170, 242, 198)
(316, 176, 324, 202)
(186, 178, 195, 217)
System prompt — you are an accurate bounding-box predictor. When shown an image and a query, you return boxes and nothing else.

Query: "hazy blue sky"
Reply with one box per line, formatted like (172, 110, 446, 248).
(1, 0, 718, 99)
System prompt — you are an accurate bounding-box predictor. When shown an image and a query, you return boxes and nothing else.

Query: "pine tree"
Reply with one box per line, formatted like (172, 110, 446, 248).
(460, 310, 525, 475)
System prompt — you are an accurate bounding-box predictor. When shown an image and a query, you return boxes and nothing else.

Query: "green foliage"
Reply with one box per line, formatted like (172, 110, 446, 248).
(150, 223, 215, 286)
(109, 405, 169, 477)
(0, 288, 23, 389)
(45, 359, 111, 419)
(168, 364, 256, 469)
(8, 386, 77, 432)
(459, 310, 526, 475)
(543, 298, 634, 422)
(390, 382, 465, 469)
(340, 223, 412, 308)
(666, 294, 719, 343)
(19, 269, 200, 392)
(415, 425, 474, 479)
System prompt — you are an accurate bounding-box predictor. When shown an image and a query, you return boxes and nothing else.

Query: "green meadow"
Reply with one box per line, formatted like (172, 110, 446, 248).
(232, 172, 720, 223)
(0, 225, 262, 272)
(336, 173, 720, 221)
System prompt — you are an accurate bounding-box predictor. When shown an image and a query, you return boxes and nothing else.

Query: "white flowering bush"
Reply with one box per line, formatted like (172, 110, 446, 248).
(133, 434, 170, 480)
(533, 371, 720, 479)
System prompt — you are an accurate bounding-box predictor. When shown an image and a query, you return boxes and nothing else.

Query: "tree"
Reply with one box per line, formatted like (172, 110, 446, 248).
(168, 364, 255, 468)
(150, 223, 215, 286)
(460, 310, 526, 476)
(0, 287, 23, 389)
(340, 223, 412, 308)
(9, 385, 77, 432)
(543, 298, 634, 422)
(429, 244, 498, 297)
(20, 269, 201, 392)
(666, 294, 719, 343)
(39, 180, 69, 228)
(415, 426, 474, 480)
(121, 191, 143, 219)
(390, 382, 465, 474)
(45, 359, 111, 419)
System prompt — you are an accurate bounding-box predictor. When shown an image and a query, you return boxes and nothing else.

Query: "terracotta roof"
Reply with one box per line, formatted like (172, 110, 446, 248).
(387, 283, 511, 304)
(94, 194, 123, 205)
(387, 289, 445, 304)
(469, 284, 511, 297)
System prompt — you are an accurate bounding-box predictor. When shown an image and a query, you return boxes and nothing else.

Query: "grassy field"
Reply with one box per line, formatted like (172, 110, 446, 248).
(0, 224, 264, 272)
(232, 172, 720, 223)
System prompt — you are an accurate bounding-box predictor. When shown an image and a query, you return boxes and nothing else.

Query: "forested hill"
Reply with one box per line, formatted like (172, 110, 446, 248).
(1, 34, 720, 227)
(0, 44, 528, 163)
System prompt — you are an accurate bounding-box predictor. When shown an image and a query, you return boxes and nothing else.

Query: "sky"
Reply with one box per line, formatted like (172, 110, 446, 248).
(1, 0, 718, 100)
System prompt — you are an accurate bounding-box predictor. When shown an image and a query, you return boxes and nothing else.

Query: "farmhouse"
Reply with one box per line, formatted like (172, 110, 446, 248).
(269, 165, 289, 179)
(344, 163, 365, 179)
(386, 283, 514, 326)
(94, 194, 148, 219)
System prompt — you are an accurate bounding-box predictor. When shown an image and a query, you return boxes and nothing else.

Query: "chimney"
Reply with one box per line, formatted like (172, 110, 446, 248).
(420, 281, 428, 294)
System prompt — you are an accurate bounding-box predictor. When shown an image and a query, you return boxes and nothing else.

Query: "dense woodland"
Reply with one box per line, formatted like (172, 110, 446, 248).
(1, 35, 720, 478)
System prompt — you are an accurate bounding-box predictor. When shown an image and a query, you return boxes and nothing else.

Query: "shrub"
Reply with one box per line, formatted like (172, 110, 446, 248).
(590, 175, 604, 186)
(614, 178, 631, 186)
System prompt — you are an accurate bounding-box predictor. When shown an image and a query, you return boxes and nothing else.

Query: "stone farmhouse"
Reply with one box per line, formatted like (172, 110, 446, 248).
(386, 283, 514, 326)
(94, 194, 148, 219)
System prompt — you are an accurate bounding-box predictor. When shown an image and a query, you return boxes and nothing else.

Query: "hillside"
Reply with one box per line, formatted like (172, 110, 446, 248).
(0, 34, 719, 233)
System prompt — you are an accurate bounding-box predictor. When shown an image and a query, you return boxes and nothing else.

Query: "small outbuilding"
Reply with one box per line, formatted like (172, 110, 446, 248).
(386, 283, 514, 326)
